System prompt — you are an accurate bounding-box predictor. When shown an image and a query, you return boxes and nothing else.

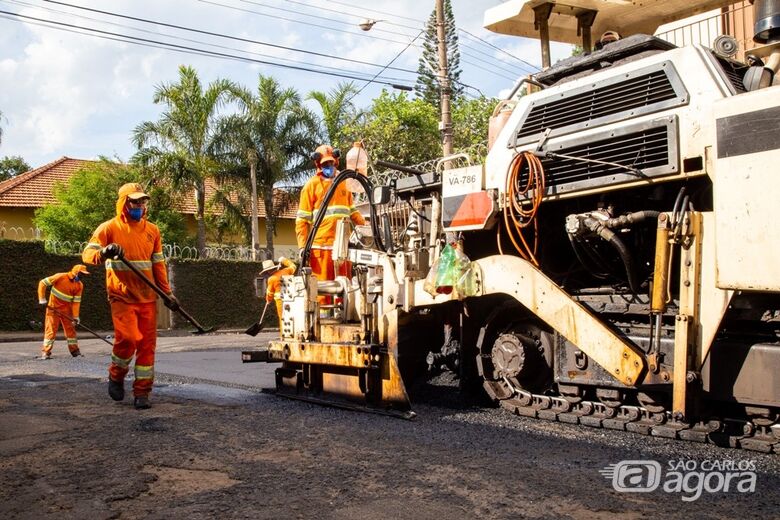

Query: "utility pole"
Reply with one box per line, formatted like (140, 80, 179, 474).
(436, 0, 453, 157)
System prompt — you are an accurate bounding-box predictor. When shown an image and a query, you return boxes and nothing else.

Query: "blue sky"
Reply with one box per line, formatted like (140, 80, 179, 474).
(0, 0, 571, 168)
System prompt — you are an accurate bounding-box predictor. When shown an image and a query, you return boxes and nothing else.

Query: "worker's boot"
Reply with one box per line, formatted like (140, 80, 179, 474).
(70, 349, 83, 357)
(108, 379, 125, 401)
(134, 396, 151, 410)
(37, 353, 51, 360)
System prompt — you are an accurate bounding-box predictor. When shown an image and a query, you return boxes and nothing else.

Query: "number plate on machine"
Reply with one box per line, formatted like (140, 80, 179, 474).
(442, 164, 496, 231)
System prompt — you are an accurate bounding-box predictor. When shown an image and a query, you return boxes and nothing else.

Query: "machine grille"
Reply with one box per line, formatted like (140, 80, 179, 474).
(714, 55, 748, 93)
(531, 125, 673, 195)
(516, 68, 680, 140)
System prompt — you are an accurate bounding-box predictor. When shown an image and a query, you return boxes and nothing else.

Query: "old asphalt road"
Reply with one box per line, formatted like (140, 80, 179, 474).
(1, 331, 779, 519)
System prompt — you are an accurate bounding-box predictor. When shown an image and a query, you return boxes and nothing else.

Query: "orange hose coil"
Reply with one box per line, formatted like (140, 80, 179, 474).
(499, 151, 546, 266)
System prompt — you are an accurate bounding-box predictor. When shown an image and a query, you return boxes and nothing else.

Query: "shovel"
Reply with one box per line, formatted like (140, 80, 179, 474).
(46, 307, 114, 347)
(116, 252, 217, 335)
(244, 300, 270, 336)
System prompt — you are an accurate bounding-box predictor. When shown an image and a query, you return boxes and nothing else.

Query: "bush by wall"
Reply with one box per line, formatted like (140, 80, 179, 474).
(0, 240, 112, 330)
(168, 258, 267, 330)
(0, 240, 269, 332)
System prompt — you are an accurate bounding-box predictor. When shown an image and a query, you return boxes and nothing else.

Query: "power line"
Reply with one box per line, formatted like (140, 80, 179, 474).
(40, 0, 419, 74)
(2, 0, 413, 81)
(459, 28, 539, 72)
(350, 29, 424, 101)
(316, 0, 536, 70)
(209, 0, 532, 80)
(0, 9, 416, 89)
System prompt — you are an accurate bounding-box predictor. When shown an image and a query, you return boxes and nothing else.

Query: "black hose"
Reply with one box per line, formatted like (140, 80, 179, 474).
(671, 187, 686, 227)
(298, 169, 385, 275)
(603, 210, 661, 229)
(583, 217, 640, 294)
(567, 233, 611, 279)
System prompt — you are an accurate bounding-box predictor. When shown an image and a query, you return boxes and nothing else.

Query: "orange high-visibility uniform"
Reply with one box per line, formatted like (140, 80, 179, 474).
(295, 171, 365, 283)
(37, 264, 87, 356)
(82, 183, 171, 398)
(265, 258, 296, 329)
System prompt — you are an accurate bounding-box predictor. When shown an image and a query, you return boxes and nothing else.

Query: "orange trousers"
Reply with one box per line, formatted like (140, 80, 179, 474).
(108, 301, 157, 397)
(42, 309, 78, 355)
(309, 248, 351, 309)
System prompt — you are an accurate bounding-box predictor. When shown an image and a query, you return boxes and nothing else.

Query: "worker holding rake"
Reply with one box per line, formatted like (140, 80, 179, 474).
(37, 264, 90, 359)
(82, 182, 178, 410)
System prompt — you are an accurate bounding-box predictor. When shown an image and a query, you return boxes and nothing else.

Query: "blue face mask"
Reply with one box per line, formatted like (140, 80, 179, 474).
(128, 207, 144, 221)
(321, 164, 335, 178)
(73, 275, 80, 282)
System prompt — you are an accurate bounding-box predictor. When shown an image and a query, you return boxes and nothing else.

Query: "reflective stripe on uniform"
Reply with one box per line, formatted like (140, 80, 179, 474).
(73, 296, 81, 303)
(85, 242, 102, 251)
(43, 277, 54, 287)
(152, 252, 165, 263)
(111, 353, 132, 368)
(106, 259, 153, 271)
(134, 364, 154, 380)
(51, 287, 76, 302)
(312, 205, 351, 219)
(43, 339, 55, 346)
(67, 337, 78, 345)
(296, 209, 313, 222)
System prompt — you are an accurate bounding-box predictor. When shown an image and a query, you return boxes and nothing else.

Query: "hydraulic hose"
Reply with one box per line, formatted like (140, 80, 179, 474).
(298, 169, 386, 275)
(603, 210, 660, 229)
(582, 217, 640, 294)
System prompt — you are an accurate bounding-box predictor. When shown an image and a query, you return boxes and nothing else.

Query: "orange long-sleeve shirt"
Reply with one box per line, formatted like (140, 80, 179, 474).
(295, 172, 365, 248)
(82, 184, 171, 304)
(37, 267, 84, 318)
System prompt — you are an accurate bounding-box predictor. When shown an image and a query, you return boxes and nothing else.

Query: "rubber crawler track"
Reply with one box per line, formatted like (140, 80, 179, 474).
(495, 386, 780, 454)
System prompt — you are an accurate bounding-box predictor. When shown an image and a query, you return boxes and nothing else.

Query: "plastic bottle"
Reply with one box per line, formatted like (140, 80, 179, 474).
(345, 141, 368, 193)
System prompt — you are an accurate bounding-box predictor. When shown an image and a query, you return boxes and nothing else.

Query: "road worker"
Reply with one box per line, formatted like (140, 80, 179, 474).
(37, 264, 90, 359)
(260, 257, 296, 330)
(295, 145, 366, 285)
(82, 182, 177, 410)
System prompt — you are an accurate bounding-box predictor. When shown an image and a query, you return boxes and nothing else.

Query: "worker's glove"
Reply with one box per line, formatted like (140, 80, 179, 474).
(164, 293, 179, 312)
(38, 299, 47, 306)
(74, 317, 80, 325)
(100, 243, 124, 260)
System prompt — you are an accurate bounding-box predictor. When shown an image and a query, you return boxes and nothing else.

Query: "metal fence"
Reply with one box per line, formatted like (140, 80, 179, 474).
(655, 1, 754, 60)
(0, 223, 42, 240)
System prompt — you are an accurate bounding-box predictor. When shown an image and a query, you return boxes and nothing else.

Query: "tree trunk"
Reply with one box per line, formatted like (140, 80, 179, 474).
(264, 189, 275, 261)
(249, 154, 260, 261)
(196, 183, 206, 255)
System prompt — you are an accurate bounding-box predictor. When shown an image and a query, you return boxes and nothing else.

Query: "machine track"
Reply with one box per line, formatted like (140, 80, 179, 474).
(492, 383, 780, 453)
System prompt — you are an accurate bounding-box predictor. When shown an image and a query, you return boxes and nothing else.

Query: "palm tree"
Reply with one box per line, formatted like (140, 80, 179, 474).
(307, 82, 361, 149)
(214, 75, 317, 260)
(132, 66, 235, 253)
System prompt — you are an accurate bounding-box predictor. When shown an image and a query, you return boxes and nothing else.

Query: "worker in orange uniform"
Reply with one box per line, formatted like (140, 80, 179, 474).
(37, 264, 90, 359)
(82, 183, 177, 410)
(295, 145, 365, 285)
(260, 257, 296, 330)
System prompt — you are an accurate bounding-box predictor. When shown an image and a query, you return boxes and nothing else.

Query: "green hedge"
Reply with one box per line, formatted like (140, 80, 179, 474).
(0, 240, 112, 330)
(0, 240, 270, 331)
(167, 258, 268, 330)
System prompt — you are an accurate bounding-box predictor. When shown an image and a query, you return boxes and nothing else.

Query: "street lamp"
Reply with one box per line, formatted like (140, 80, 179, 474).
(359, 18, 384, 31)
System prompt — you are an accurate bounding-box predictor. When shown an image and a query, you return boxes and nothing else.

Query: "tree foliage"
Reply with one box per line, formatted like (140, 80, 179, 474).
(132, 65, 235, 253)
(0, 155, 30, 182)
(345, 90, 440, 167)
(33, 158, 188, 244)
(212, 75, 317, 258)
(415, 0, 463, 107)
(451, 96, 496, 151)
(307, 81, 362, 151)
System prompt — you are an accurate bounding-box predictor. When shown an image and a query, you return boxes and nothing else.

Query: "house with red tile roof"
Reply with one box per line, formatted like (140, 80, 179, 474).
(0, 156, 299, 252)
